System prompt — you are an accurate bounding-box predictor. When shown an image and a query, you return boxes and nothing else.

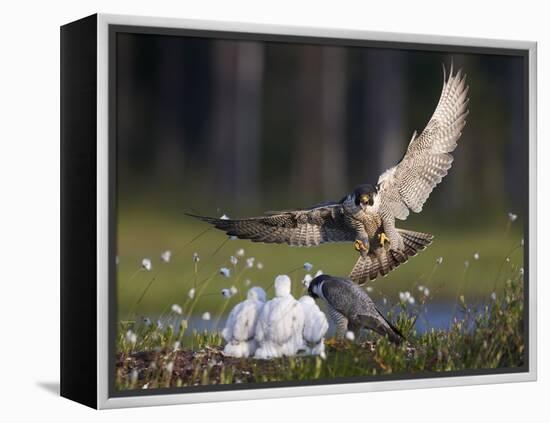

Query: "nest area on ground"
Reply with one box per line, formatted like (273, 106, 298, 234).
(116, 272, 524, 390)
(116, 340, 382, 388)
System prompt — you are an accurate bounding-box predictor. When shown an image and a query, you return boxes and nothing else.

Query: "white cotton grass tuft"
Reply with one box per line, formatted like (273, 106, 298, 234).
(160, 250, 172, 263)
(464, 260, 470, 268)
(141, 258, 152, 271)
(508, 212, 518, 222)
(423, 287, 430, 297)
(219, 267, 231, 278)
(302, 274, 313, 287)
(399, 291, 411, 302)
(125, 330, 137, 345)
(399, 291, 415, 304)
(221, 288, 232, 298)
(473, 252, 480, 260)
(192, 252, 200, 262)
(303, 262, 313, 272)
(490, 292, 497, 301)
(230, 286, 238, 295)
(171, 304, 183, 315)
(230, 256, 238, 265)
(366, 286, 373, 293)
(246, 257, 255, 268)
(418, 285, 425, 292)
(202, 312, 211, 321)
(244, 278, 251, 286)
(220, 214, 230, 220)
(436, 256, 443, 265)
(236, 248, 245, 257)
(256, 262, 264, 270)
(345, 331, 355, 341)
(188, 288, 196, 300)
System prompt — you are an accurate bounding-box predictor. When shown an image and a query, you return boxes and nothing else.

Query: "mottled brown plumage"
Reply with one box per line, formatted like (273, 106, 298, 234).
(188, 202, 356, 247)
(189, 65, 468, 284)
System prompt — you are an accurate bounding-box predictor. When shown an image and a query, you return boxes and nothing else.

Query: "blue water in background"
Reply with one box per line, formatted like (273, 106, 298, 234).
(142, 301, 484, 337)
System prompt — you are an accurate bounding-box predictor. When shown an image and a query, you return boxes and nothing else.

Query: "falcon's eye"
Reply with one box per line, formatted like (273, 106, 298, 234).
(360, 194, 370, 204)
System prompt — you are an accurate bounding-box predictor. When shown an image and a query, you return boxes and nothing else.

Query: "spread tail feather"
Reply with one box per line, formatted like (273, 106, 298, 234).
(349, 229, 433, 284)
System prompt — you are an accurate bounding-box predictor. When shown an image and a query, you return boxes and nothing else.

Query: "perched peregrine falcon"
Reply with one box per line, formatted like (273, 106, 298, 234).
(189, 65, 469, 284)
(308, 274, 404, 344)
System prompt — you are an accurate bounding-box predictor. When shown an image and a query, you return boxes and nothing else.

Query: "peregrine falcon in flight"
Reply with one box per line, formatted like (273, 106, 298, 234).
(308, 274, 404, 344)
(189, 65, 469, 284)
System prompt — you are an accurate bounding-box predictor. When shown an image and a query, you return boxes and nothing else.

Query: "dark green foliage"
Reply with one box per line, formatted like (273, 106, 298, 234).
(115, 270, 524, 390)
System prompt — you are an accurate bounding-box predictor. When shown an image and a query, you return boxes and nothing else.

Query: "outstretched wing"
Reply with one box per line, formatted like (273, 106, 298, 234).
(187, 202, 356, 247)
(377, 64, 469, 220)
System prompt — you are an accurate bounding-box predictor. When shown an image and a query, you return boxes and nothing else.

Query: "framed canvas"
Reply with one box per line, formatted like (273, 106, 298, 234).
(60, 13, 537, 409)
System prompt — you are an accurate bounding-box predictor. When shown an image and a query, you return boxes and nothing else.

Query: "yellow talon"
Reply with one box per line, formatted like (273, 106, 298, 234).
(354, 240, 367, 252)
(379, 232, 390, 246)
(325, 338, 338, 347)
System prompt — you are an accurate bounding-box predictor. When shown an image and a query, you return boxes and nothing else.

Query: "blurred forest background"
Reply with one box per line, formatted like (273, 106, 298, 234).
(115, 32, 526, 319)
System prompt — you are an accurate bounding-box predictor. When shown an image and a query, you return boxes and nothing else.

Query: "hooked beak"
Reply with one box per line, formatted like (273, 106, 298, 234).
(307, 285, 318, 298)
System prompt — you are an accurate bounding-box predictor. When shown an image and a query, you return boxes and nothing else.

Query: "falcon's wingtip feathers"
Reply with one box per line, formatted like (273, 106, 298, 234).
(185, 212, 216, 222)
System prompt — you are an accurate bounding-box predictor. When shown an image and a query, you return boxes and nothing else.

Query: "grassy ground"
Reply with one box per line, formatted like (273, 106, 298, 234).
(116, 209, 524, 320)
(115, 268, 525, 390)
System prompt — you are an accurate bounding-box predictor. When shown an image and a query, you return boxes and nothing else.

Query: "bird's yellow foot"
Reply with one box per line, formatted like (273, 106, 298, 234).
(354, 239, 368, 252)
(325, 338, 338, 347)
(378, 232, 390, 247)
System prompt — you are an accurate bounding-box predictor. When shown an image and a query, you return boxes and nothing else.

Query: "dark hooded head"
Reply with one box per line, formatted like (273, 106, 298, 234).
(352, 184, 378, 208)
(307, 273, 331, 299)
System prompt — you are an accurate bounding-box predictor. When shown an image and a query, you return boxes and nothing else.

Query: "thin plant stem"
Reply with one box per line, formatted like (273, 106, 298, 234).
(266, 265, 304, 295)
(124, 228, 212, 320)
(172, 227, 212, 260)
(449, 264, 470, 329)
(128, 267, 143, 282)
(492, 242, 522, 293)
(128, 276, 157, 318)
(213, 298, 232, 330)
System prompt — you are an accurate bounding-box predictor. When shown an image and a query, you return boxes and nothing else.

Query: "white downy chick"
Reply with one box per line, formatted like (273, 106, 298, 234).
(299, 296, 329, 356)
(222, 287, 266, 358)
(254, 275, 305, 359)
